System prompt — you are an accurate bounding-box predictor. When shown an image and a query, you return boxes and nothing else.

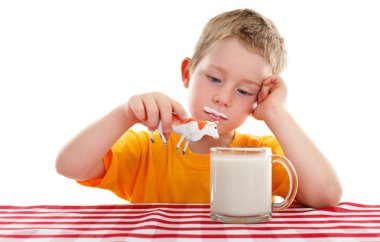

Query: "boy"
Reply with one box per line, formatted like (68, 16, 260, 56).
(56, 9, 341, 208)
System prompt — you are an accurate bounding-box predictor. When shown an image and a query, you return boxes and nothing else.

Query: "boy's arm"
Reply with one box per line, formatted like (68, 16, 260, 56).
(265, 106, 342, 208)
(254, 76, 342, 208)
(55, 92, 187, 181)
(55, 104, 135, 181)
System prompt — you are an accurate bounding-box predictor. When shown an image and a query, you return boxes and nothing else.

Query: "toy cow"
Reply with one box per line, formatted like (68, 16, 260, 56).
(150, 115, 219, 155)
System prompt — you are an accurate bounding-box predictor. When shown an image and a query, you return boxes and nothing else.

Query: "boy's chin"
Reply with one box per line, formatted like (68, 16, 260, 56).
(216, 128, 235, 137)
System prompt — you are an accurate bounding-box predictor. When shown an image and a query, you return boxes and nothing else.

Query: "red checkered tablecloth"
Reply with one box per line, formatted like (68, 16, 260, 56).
(0, 202, 379, 241)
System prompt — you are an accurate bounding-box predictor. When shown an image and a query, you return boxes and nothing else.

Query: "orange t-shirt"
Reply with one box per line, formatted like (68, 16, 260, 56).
(78, 130, 290, 203)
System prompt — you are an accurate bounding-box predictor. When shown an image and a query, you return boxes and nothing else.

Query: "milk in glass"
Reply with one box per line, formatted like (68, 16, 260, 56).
(211, 152, 272, 217)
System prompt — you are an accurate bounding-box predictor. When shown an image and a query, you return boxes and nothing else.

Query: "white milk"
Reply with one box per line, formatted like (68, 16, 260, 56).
(211, 154, 272, 217)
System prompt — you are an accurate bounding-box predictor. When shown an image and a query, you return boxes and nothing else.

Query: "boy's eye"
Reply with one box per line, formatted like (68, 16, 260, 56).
(237, 89, 253, 96)
(208, 76, 221, 83)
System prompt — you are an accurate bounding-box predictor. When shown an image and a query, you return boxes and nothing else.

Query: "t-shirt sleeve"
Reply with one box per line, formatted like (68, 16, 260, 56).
(77, 130, 145, 201)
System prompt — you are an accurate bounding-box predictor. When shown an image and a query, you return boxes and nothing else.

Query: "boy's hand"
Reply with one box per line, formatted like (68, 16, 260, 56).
(125, 92, 188, 139)
(252, 75, 287, 121)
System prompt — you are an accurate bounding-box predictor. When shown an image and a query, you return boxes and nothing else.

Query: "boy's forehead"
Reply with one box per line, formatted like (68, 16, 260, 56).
(206, 64, 262, 87)
(198, 37, 271, 84)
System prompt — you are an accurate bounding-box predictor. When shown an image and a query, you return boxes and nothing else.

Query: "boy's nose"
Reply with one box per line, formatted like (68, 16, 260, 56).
(213, 91, 232, 107)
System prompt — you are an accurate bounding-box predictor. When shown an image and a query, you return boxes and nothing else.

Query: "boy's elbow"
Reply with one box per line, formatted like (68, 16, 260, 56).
(298, 183, 342, 208)
(321, 189, 342, 208)
(55, 154, 70, 177)
(55, 152, 105, 181)
(55, 151, 79, 179)
(313, 184, 343, 208)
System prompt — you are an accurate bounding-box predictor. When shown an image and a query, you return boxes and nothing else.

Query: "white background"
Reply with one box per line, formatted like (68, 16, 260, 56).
(1, 0, 379, 205)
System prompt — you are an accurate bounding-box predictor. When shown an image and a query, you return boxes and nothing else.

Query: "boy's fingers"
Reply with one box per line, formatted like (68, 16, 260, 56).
(171, 100, 188, 121)
(129, 96, 147, 122)
(142, 96, 160, 131)
(263, 77, 274, 84)
(129, 92, 186, 135)
(258, 84, 271, 103)
(156, 98, 173, 134)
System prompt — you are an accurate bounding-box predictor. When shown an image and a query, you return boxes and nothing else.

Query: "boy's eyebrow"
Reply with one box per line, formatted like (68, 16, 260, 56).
(208, 64, 262, 88)
(208, 64, 227, 75)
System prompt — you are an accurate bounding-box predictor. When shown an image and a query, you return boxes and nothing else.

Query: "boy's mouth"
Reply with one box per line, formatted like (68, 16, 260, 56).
(204, 106, 228, 121)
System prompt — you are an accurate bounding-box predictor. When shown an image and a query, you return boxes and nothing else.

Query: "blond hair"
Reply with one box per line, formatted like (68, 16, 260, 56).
(191, 9, 287, 75)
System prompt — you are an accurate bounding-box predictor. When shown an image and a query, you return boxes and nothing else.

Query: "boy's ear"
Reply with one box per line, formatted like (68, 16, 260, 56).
(181, 58, 191, 88)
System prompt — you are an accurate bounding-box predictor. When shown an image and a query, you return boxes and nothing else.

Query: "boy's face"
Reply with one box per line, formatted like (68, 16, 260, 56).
(182, 36, 271, 135)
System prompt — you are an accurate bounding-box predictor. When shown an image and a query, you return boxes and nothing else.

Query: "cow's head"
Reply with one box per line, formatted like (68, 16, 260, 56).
(205, 121, 219, 139)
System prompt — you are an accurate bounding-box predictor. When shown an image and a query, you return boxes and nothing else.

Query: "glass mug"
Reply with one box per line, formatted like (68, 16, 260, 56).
(210, 147, 298, 223)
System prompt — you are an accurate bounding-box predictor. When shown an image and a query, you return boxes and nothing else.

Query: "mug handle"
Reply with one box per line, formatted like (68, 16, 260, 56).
(271, 155, 298, 211)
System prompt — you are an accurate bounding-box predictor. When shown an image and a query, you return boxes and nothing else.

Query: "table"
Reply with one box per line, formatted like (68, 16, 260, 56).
(1, 202, 379, 241)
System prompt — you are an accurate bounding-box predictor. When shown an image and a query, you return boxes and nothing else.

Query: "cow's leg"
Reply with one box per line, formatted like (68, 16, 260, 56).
(182, 140, 190, 155)
(149, 131, 155, 143)
(159, 130, 167, 145)
(153, 122, 167, 145)
(176, 135, 186, 151)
